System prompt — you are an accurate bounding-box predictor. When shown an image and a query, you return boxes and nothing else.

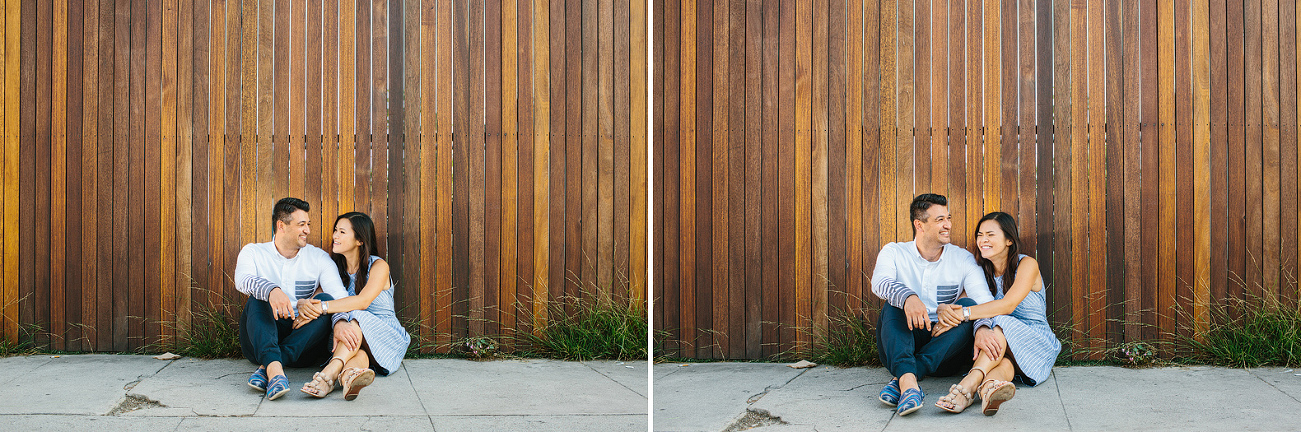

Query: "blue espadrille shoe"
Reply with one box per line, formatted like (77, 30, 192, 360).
(265, 374, 291, 401)
(248, 368, 268, 392)
(878, 378, 901, 406)
(896, 387, 925, 416)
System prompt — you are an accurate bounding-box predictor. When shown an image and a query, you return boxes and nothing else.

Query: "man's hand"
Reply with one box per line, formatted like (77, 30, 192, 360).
(937, 304, 964, 327)
(297, 299, 323, 321)
(903, 295, 930, 331)
(973, 326, 1006, 361)
(268, 287, 294, 320)
(334, 320, 363, 351)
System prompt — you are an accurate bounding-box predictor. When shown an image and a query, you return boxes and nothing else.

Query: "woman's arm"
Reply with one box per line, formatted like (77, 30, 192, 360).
(938, 257, 1042, 325)
(324, 259, 392, 314)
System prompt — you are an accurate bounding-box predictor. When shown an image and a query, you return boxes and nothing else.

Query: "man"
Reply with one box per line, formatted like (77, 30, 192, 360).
(235, 197, 349, 400)
(870, 193, 995, 416)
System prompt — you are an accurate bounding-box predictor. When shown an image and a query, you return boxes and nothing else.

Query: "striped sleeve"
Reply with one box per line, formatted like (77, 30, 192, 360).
(973, 317, 996, 334)
(870, 245, 916, 309)
(332, 311, 354, 326)
(233, 245, 278, 301)
(873, 277, 918, 309)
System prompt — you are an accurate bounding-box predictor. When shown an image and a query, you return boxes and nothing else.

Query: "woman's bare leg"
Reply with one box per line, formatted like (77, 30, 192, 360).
(344, 347, 370, 371)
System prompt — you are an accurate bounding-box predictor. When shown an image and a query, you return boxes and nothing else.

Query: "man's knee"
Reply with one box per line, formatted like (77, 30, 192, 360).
(954, 297, 978, 307)
(312, 292, 335, 301)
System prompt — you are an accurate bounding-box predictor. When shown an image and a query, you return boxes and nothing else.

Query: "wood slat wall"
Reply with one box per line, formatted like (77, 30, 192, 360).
(655, 0, 1300, 360)
(1, 0, 647, 351)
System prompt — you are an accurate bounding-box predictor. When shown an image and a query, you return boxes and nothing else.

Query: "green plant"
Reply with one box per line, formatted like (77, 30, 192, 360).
(807, 308, 880, 367)
(155, 287, 244, 359)
(523, 295, 648, 361)
(1184, 296, 1301, 367)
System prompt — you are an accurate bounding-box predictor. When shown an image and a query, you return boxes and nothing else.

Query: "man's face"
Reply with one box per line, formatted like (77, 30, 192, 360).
(277, 210, 311, 249)
(915, 205, 953, 245)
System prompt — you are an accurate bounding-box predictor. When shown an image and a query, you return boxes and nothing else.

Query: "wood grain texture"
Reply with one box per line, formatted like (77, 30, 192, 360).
(794, 0, 810, 353)
(1283, 0, 1301, 311)
(1194, 0, 1213, 334)
(1244, 0, 1263, 303)
(4, 0, 21, 341)
(1123, 0, 1142, 342)
(1209, 0, 1228, 313)
(778, 0, 794, 353)
(680, 0, 696, 354)
(1087, 0, 1105, 357)
(1174, 0, 1196, 342)
(710, 0, 727, 358)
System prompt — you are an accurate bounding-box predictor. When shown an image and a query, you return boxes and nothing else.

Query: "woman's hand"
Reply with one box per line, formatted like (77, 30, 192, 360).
(334, 320, 363, 351)
(973, 326, 1006, 361)
(931, 322, 953, 337)
(297, 299, 323, 321)
(937, 304, 965, 327)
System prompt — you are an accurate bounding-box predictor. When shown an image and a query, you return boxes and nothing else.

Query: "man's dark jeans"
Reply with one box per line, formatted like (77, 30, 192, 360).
(239, 293, 335, 368)
(876, 297, 978, 380)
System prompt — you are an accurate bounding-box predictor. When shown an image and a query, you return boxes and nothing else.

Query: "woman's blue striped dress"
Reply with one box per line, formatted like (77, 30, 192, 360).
(334, 256, 411, 376)
(984, 254, 1061, 386)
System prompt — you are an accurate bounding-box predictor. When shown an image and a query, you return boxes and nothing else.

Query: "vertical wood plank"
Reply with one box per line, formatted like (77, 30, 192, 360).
(845, 0, 863, 320)
(661, 0, 680, 354)
(694, 0, 712, 358)
(485, 0, 502, 338)
(1034, 0, 1053, 293)
(160, 0, 177, 345)
(1244, 0, 1263, 303)
(1282, 0, 1300, 311)
(985, 0, 1001, 212)
(186, 0, 206, 334)
(79, 0, 100, 349)
(680, 0, 696, 354)
(513, 0, 531, 338)
(34, 0, 49, 349)
(1123, 0, 1142, 342)
(932, 0, 947, 197)
(130, 0, 147, 348)
(1260, 0, 1282, 306)
(273, 0, 288, 207)
(777, 0, 794, 353)
(467, 0, 485, 337)
(340, 0, 355, 230)
(502, 0, 519, 338)
(743, 0, 762, 358)
(418, 0, 436, 347)
(175, 0, 192, 345)
(1087, 0, 1106, 356)
(1069, 0, 1086, 346)
(370, 0, 388, 256)
(548, 0, 568, 333)
(532, 0, 551, 337)
(949, 0, 966, 250)
(1018, 0, 1036, 257)
(306, 0, 323, 253)
(452, 0, 469, 340)
(582, 0, 598, 307)
(565, 0, 580, 310)
(52, 0, 67, 350)
(1193, 0, 1213, 335)
(1209, 0, 1228, 314)
(726, 0, 744, 359)
(895, 0, 912, 242)
(19, 0, 34, 347)
(1051, 0, 1071, 334)
(966, 0, 983, 249)
(812, 0, 829, 345)
(760, 0, 779, 357)
(3, 0, 20, 342)
(436, 0, 452, 348)
(794, 0, 810, 354)
(1104, 0, 1125, 347)
(1175, 0, 1196, 341)
(709, 0, 728, 358)
(862, 0, 881, 317)
(630, 0, 647, 309)
(597, 0, 613, 308)
(914, 0, 930, 194)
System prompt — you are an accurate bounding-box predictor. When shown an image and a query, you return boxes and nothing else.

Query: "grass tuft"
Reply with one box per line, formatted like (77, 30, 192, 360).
(807, 308, 880, 367)
(1184, 296, 1301, 368)
(156, 288, 244, 359)
(523, 296, 648, 361)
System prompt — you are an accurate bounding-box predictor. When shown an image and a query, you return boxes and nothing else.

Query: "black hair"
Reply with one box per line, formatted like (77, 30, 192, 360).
(272, 197, 311, 234)
(331, 212, 381, 291)
(910, 193, 948, 225)
(974, 211, 1022, 298)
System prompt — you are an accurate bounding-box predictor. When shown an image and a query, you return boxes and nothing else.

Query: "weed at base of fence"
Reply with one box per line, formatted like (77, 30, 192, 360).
(520, 296, 648, 361)
(806, 309, 880, 368)
(1182, 296, 1301, 368)
(152, 288, 244, 359)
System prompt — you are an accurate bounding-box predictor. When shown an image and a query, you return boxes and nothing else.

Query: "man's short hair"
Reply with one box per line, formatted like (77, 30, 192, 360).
(272, 197, 310, 233)
(909, 193, 948, 224)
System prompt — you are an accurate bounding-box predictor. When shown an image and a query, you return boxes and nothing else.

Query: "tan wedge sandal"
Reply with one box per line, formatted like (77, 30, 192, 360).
(340, 366, 376, 401)
(301, 357, 346, 398)
(977, 378, 1016, 416)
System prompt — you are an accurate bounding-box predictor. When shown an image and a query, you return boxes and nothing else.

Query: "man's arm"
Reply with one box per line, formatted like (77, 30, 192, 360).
(233, 244, 278, 301)
(870, 246, 917, 309)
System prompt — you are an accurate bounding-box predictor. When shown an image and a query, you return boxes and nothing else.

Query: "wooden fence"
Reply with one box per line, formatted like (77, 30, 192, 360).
(654, 0, 1298, 360)
(0, 0, 648, 352)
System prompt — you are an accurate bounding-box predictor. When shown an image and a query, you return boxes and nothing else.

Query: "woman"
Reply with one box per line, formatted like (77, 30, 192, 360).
(297, 211, 412, 400)
(932, 211, 1061, 415)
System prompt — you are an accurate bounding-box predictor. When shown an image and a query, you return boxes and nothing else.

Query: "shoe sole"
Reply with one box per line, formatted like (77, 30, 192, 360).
(266, 386, 291, 401)
(897, 403, 922, 416)
(982, 384, 1016, 416)
(343, 370, 376, 401)
(249, 382, 266, 392)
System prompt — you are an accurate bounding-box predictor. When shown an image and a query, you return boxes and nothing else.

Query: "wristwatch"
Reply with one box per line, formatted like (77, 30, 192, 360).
(322, 301, 329, 313)
(962, 306, 971, 322)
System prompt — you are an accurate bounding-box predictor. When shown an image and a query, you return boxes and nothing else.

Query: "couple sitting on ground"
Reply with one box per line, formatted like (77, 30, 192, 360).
(235, 197, 412, 401)
(872, 193, 1061, 416)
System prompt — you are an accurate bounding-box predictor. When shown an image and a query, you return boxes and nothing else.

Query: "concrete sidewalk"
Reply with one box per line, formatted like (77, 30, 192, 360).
(654, 362, 1301, 432)
(0, 354, 648, 431)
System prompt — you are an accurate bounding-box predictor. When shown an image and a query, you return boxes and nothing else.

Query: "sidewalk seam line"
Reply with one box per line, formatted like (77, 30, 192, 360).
(1053, 369, 1072, 432)
(1247, 368, 1301, 405)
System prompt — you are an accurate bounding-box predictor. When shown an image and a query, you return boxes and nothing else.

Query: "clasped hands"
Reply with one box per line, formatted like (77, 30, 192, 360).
(903, 296, 961, 337)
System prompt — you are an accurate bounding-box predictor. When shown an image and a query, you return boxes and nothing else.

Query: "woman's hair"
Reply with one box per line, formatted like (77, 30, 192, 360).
(974, 211, 1022, 298)
(331, 212, 381, 291)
